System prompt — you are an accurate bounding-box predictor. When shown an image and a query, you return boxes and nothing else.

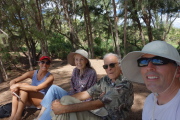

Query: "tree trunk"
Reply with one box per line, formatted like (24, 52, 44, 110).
(0, 57, 8, 80)
(130, 0, 145, 45)
(34, 0, 49, 56)
(123, 0, 128, 55)
(142, 8, 153, 42)
(16, 5, 34, 70)
(29, 38, 37, 65)
(82, 0, 94, 58)
(61, 0, 80, 50)
(102, 0, 115, 53)
(112, 0, 121, 58)
(25, 42, 33, 70)
(0, 70, 4, 83)
(162, 14, 177, 41)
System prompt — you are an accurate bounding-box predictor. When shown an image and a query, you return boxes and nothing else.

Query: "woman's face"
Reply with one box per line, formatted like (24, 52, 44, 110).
(39, 59, 51, 71)
(74, 54, 88, 70)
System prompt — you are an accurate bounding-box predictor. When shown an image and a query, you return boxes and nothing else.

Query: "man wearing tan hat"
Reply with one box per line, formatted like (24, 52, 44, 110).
(51, 53, 134, 120)
(121, 40, 180, 120)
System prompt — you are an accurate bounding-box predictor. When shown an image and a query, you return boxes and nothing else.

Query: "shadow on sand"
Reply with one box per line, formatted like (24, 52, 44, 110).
(0, 59, 151, 120)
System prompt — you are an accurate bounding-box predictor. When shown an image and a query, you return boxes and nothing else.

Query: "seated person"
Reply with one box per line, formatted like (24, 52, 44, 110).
(37, 49, 97, 120)
(51, 53, 134, 120)
(9, 56, 54, 120)
(121, 40, 180, 120)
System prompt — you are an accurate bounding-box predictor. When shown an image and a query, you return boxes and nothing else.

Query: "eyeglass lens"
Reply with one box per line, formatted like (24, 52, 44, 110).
(137, 56, 171, 67)
(40, 61, 51, 65)
(103, 63, 116, 69)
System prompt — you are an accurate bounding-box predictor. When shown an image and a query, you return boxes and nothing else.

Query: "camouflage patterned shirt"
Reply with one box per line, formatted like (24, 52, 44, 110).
(87, 75, 134, 120)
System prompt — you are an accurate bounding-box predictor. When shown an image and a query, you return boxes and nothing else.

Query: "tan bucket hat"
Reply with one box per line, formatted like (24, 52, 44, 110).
(67, 49, 91, 66)
(121, 40, 180, 83)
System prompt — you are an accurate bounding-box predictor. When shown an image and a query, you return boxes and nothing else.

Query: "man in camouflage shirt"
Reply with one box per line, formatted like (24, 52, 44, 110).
(51, 53, 134, 120)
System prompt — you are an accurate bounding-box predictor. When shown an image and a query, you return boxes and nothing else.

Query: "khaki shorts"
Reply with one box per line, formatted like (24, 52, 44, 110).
(51, 96, 102, 120)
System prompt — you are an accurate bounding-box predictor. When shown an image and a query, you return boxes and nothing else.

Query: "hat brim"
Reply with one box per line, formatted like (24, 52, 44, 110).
(39, 56, 51, 61)
(121, 52, 144, 83)
(121, 50, 180, 83)
(67, 52, 76, 66)
(67, 52, 91, 66)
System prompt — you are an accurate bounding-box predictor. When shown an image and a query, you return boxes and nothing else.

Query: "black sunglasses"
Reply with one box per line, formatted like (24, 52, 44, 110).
(103, 63, 117, 69)
(137, 56, 176, 67)
(40, 61, 51, 65)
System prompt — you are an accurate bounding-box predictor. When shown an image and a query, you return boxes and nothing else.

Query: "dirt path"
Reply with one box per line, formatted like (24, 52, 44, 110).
(0, 59, 150, 120)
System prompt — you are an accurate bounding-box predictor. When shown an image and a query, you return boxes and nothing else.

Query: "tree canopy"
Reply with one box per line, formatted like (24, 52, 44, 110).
(0, 0, 179, 82)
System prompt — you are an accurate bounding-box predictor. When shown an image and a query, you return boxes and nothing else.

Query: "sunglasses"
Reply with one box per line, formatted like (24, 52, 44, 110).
(137, 56, 176, 67)
(103, 63, 117, 69)
(40, 61, 51, 65)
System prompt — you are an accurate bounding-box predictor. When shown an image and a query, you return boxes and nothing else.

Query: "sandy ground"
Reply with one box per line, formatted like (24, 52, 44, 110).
(0, 59, 150, 120)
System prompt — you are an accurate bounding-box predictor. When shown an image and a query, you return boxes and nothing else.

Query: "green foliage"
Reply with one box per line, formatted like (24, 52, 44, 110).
(152, 23, 165, 40)
(19, 46, 28, 52)
(0, 46, 20, 69)
(166, 28, 180, 54)
(1, 0, 180, 61)
(0, 47, 11, 62)
(94, 37, 101, 46)
(93, 37, 114, 58)
(48, 33, 73, 59)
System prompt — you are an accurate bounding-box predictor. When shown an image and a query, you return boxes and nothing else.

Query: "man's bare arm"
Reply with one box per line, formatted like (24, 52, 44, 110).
(51, 99, 104, 115)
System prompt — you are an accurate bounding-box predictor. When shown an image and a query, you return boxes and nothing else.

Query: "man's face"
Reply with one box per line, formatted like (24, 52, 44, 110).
(103, 55, 121, 82)
(140, 54, 178, 93)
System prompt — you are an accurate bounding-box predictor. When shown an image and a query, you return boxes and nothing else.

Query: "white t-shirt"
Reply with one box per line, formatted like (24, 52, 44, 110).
(142, 89, 180, 120)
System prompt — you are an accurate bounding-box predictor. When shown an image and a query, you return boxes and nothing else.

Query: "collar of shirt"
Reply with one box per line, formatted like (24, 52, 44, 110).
(76, 67, 89, 78)
(106, 75, 122, 87)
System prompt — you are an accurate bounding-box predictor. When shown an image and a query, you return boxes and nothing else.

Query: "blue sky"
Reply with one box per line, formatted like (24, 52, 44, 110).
(172, 18, 180, 28)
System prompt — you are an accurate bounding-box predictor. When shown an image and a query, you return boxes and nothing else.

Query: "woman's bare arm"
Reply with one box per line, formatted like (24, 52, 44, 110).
(9, 71, 34, 86)
(10, 71, 54, 92)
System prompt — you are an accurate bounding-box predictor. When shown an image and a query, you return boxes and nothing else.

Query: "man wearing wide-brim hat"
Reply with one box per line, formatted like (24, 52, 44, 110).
(121, 40, 180, 120)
